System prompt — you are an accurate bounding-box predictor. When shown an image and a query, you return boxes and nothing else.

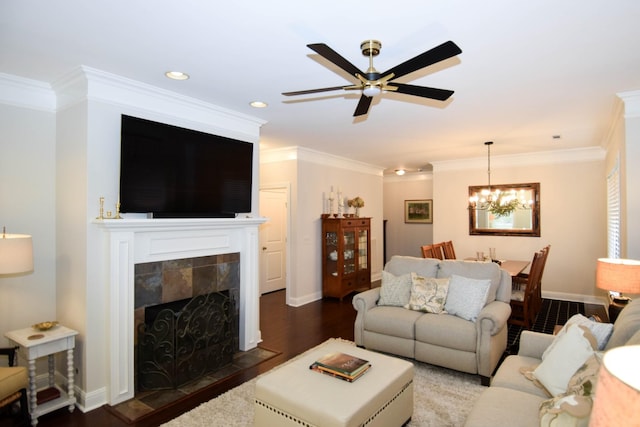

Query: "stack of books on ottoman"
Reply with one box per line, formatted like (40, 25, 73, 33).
(309, 352, 371, 382)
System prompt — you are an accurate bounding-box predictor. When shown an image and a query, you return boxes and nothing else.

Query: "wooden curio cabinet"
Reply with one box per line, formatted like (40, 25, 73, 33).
(321, 217, 371, 299)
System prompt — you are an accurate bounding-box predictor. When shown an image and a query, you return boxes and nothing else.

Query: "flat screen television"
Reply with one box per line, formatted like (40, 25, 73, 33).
(119, 115, 253, 218)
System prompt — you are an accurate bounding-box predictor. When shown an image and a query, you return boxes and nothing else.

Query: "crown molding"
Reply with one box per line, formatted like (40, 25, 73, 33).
(431, 146, 606, 172)
(260, 146, 384, 176)
(51, 66, 266, 141)
(0, 73, 56, 112)
(618, 89, 640, 118)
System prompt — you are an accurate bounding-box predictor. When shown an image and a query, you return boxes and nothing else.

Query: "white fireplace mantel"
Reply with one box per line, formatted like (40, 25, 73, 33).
(95, 216, 267, 404)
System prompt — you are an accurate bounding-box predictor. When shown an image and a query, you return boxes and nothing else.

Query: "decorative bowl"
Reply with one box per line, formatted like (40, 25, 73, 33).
(32, 321, 58, 331)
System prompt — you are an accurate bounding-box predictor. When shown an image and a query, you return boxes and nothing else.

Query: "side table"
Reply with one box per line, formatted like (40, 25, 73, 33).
(4, 325, 78, 426)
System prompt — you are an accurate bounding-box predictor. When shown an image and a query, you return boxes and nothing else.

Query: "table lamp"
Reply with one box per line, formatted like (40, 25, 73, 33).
(589, 345, 640, 426)
(0, 227, 33, 275)
(596, 258, 640, 321)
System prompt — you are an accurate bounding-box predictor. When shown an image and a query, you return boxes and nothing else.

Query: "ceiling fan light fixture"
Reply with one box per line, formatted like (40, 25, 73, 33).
(363, 85, 381, 97)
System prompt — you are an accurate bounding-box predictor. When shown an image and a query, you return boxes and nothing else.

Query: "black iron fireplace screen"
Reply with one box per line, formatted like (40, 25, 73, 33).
(137, 291, 235, 391)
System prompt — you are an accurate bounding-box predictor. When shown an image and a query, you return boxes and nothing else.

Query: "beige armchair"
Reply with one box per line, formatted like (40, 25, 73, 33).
(0, 347, 29, 424)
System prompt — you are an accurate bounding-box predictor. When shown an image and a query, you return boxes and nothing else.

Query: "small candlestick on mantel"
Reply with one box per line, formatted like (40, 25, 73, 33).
(96, 197, 105, 220)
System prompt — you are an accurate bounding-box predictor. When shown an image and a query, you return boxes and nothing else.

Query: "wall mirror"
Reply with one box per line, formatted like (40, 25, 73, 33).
(468, 182, 540, 236)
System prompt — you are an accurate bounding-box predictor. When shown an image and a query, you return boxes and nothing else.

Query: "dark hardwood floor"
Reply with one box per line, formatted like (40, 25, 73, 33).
(11, 290, 357, 427)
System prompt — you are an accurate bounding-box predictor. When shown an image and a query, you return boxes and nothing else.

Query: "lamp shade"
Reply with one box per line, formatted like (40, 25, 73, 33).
(596, 258, 640, 294)
(589, 345, 640, 427)
(0, 233, 33, 274)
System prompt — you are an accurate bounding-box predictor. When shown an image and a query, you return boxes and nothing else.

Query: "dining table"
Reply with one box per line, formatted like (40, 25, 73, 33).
(498, 260, 530, 277)
(463, 258, 530, 277)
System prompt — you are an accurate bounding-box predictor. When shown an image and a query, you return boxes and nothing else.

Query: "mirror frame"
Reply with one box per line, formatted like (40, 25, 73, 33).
(468, 182, 540, 237)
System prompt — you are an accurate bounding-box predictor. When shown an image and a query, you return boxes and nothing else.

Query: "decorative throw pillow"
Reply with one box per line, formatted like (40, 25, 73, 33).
(539, 352, 602, 426)
(443, 274, 491, 321)
(377, 271, 412, 307)
(533, 324, 597, 396)
(545, 314, 613, 355)
(404, 273, 450, 313)
(438, 260, 501, 303)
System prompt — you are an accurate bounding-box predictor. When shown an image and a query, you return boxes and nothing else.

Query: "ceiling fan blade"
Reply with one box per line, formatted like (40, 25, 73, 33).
(282, 86, 347, 96)
(381, 41, 462, 80)
(307, 43, 365, 78)
(386, 83, 454, 101)
(353, 95, 373, 116)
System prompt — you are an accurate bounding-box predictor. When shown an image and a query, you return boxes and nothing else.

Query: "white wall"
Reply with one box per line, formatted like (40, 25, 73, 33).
(0, 103, 57, 348)
(620, 93, 640, 259)
(261, 147, 384, 306)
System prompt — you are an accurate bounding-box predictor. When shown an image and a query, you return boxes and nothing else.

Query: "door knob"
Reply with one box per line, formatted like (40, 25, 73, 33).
(262, 247, 267, 251)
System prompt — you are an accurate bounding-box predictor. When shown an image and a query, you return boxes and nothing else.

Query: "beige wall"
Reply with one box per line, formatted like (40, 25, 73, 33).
(383, 149, 610, 304)
(432, 153, 606, 303)
(383, 174, 434, 261)
(260, 147, 384, 306)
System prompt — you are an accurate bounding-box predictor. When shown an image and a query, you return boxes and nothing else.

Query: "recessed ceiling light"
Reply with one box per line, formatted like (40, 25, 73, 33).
(165, 71, 189, 81)
(250, 101, 268, 108)
(395, 169, 406, 176)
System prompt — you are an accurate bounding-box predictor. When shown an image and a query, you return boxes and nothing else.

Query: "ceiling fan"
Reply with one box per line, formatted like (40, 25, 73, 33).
(282, 40, 462, 117)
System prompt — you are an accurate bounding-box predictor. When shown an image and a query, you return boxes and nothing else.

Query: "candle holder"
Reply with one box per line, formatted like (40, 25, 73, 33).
(96, 197, 105, 220)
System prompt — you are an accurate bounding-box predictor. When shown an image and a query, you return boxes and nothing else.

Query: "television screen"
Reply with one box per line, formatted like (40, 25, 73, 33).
(119, 115, 253, 218)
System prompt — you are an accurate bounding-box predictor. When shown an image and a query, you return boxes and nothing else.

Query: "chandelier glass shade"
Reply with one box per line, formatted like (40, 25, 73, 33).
(468, 142, 533, 217)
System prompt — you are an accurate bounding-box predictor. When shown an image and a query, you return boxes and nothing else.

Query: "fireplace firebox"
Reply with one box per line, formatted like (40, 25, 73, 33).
(137, 291, 235, 390)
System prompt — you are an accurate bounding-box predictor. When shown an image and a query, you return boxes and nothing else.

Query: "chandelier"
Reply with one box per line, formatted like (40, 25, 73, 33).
(468, 141, 533, 217)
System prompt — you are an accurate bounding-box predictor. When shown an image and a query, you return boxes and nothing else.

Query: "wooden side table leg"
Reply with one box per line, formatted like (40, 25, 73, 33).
(67, 348, 76, 412)
(48, 354, 55, 388)
(28, 358, 38, 426)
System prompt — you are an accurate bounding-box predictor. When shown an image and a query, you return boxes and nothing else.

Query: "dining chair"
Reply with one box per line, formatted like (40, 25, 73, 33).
(0, 347, 29, 424)
(432, 243, 445, 260)
(442, 241, 456, 259)
(509, 250, 545, 329)
(420, 245, 436, 258)
(514, 245, 551, 317)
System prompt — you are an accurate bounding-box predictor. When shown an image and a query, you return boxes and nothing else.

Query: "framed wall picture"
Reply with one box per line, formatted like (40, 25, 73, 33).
(404, 199, 433, 223)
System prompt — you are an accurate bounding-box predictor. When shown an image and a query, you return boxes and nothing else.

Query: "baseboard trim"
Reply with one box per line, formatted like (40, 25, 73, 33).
(542, 291, 607, 307)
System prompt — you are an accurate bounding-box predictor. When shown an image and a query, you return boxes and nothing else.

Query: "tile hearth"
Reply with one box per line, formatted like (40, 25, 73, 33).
(109, 346, 278, 422)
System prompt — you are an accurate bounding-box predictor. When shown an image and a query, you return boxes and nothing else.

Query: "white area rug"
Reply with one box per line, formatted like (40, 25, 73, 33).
(162, 338, 485, 427)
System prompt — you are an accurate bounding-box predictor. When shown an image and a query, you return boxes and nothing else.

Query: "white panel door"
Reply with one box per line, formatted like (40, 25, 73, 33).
(259, 188, 287, 294)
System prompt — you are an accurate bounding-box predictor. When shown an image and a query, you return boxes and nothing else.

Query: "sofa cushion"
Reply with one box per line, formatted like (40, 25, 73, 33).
(364, 306, 423, 339)
(491, 355, 551, 398)
(415, 312, 477, 352)
(533, 325, 597, 396)
(464, 386, 544, 427)
(547, 314, 613, 352)
(444, 274, 491, 322)
(437, 260, 502, 303)
(605, 298, 640, 350)
(405, 274, 449, 313)
(384, 255, 439, 278)
(377, 271, 413, 307)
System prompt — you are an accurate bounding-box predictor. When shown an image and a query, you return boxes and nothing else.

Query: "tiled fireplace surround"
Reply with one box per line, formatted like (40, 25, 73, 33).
(98, 218, 265, 405)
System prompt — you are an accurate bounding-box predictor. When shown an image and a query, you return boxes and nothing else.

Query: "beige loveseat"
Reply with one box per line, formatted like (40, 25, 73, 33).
(464, 299, 640, 427)
(352, 256, 512, 385)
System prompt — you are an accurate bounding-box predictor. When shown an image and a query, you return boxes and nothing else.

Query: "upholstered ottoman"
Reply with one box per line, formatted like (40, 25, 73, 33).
(254, 340, 413, 427)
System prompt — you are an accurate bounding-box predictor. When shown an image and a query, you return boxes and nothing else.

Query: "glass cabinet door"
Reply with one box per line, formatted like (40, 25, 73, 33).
(358, 229, 368, 270)
(325, 231, 338, 276)
(343, 231, 356, 275)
